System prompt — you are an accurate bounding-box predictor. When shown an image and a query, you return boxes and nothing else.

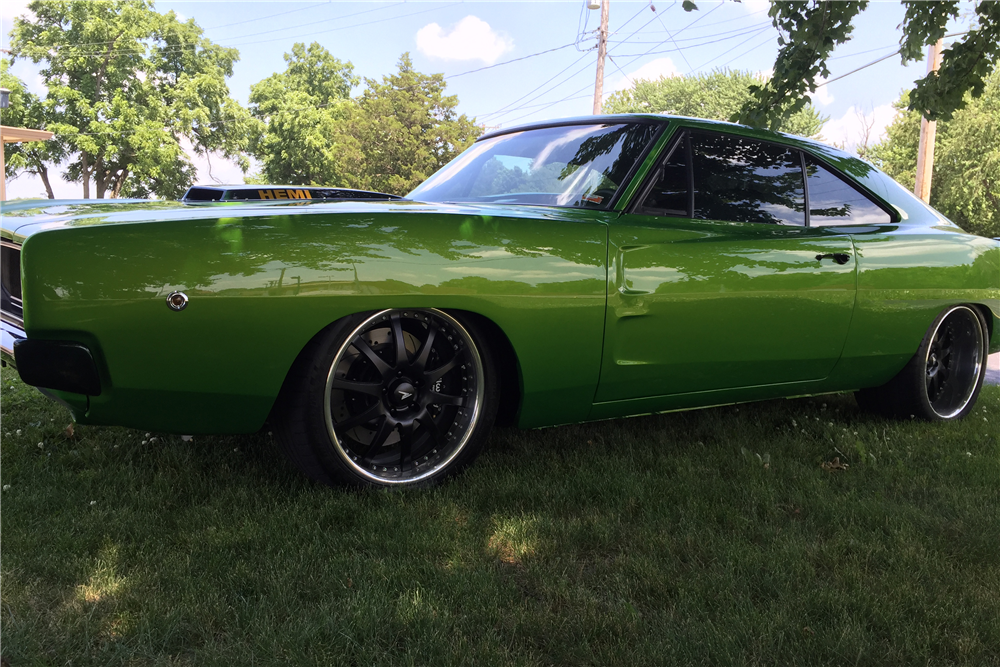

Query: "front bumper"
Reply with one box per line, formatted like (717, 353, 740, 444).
(1, 315, 102, 395)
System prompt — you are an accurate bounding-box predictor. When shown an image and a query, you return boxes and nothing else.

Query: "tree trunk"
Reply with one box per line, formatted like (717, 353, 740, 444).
(81, 152, 90, 199)
(38, 164, 55, 199)
(111, 168, 128, 198)
(95, 153, 106, 199)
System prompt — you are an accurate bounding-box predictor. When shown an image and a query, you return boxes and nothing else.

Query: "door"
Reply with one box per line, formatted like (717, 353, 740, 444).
(596, 130, 858, 402)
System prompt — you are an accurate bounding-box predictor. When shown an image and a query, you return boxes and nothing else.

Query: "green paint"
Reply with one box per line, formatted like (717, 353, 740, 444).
(4, 115, 998, 435)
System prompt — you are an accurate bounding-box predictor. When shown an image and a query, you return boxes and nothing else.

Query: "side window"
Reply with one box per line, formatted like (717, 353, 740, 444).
(805, 155, 893, 225)
(691, 132, 805, 226)
(638, 132, 691, 217)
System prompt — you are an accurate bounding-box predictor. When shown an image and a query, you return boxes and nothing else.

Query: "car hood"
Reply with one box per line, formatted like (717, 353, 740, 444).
(0, 197, 609, 242)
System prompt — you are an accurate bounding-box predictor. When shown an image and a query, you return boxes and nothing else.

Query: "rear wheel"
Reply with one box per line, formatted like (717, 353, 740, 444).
(274, 309, 498, 488)
(855, 305, 987, 420)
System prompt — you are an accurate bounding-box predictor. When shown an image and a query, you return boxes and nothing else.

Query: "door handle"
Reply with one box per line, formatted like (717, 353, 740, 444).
(815, 253, 851, 265)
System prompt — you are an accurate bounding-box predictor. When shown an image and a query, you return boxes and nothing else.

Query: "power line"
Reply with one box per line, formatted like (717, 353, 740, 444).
(202, 3, 325, 31)
(817, 30, 969, 86)
(609, 2, 657, 41)
(604, 1, 723, 72)
(606, 55, 636, 91)
(653, 5, 694, 73)
(828, 43, 900, 61)
(715, 30, 777, 69)
(607, 21, 773, 45)
(818, 50, 902, 87)
(608, 23, 771, 58)
(203, 3, 410, 48)
(14, 3, 429, 58)
(608, 3, 669, 52)
(478, 51, 595, 121)
(575, 0, 594, 51)
(6, 2, 390, 50)
(491, 0, 724, 124)
(446, 43, 579, 80)
(500, 86, 594, 125)
(692, 19, 774, 70)
(481, 94, 593, 118)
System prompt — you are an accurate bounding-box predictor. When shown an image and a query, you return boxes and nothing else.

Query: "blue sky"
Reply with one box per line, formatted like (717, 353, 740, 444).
(0, 0, 977, 199)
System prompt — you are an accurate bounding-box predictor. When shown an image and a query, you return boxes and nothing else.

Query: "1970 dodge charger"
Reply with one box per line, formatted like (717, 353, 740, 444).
(2, 115, 998, 488)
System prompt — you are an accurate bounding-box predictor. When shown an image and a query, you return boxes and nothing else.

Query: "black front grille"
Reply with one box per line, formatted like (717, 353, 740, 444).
(1, 243, 23, 322)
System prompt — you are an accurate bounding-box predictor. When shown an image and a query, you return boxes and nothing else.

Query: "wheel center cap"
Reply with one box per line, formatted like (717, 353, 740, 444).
(390, 381, 417, 408)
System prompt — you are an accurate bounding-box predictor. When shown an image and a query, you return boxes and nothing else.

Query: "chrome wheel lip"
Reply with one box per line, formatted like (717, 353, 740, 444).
(322, 308, 485, 485)
(923, 305, 985, 419)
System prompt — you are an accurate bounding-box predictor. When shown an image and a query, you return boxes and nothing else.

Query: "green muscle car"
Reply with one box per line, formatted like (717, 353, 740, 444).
(2, 115, 998, 488)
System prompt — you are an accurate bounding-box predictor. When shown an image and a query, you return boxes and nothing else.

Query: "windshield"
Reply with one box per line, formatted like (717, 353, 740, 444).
(407, 122, 660, 209)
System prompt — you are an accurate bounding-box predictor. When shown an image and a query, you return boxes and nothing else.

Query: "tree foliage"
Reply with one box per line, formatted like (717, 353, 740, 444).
(249, 42, 361, 187)
(350, 53, 481, 195)
(603, 69, 827, 137)
(9, 0, 254, 199)
(866, 70, 1000, 238)
(730, 0, 1000, 129)
(250, 50, 480, 196)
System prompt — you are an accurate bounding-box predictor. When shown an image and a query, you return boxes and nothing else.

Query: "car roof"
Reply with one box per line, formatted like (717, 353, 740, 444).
(479, 113, 828, 151)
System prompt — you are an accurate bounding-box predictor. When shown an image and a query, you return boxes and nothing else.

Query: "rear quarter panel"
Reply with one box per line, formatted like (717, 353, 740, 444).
(832, 225, 1000, 387)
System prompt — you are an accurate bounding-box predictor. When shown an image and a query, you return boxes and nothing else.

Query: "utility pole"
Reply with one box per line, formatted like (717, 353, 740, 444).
(914, 39, 943, 203)
(592, 0, 610, 115)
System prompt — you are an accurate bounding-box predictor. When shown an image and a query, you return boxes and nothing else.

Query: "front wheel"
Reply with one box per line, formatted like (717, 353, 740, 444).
(855, 305, 988, 420)
(273, 309, 498, 488)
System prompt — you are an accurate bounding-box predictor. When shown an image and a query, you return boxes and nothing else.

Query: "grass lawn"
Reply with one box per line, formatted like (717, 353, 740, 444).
(2, 369, 998, 666)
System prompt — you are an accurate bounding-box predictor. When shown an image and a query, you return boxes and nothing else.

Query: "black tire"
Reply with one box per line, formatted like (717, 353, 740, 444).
(855, 305, 988, 420)
(272, 309, 498, 488)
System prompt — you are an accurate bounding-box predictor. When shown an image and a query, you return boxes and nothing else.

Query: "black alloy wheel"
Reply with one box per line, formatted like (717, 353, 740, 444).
(921, 306, 986, 418)
(324, 309, 486, 484)
(855, 305, 987, 421)
(273, 308, 497, 488)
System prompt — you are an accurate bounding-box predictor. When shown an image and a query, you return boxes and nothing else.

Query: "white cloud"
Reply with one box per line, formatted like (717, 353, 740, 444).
(416, 16, 513, 64)
(821, 103, 899, 153)
(609, 57, 679, 92)
(417, 15, 514, 65)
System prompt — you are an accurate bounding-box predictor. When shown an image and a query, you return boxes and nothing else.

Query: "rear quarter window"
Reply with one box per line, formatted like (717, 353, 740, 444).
(805, 154, 893, 225)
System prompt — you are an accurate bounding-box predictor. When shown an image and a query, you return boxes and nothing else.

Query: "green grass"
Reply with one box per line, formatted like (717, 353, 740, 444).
(2, 368, 999, 666)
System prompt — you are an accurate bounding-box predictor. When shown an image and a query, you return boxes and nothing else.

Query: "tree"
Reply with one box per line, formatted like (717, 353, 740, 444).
(249, 42, 362, 187)
(9, 0, 254, 199)
(603, 69, 827, 137)
(250, 51, 480, 195)
(1, 58, 65, 198)
(348, 53, 481, 195)
(717, 0, 1000, 129)
(866, 70, 1000, 238)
